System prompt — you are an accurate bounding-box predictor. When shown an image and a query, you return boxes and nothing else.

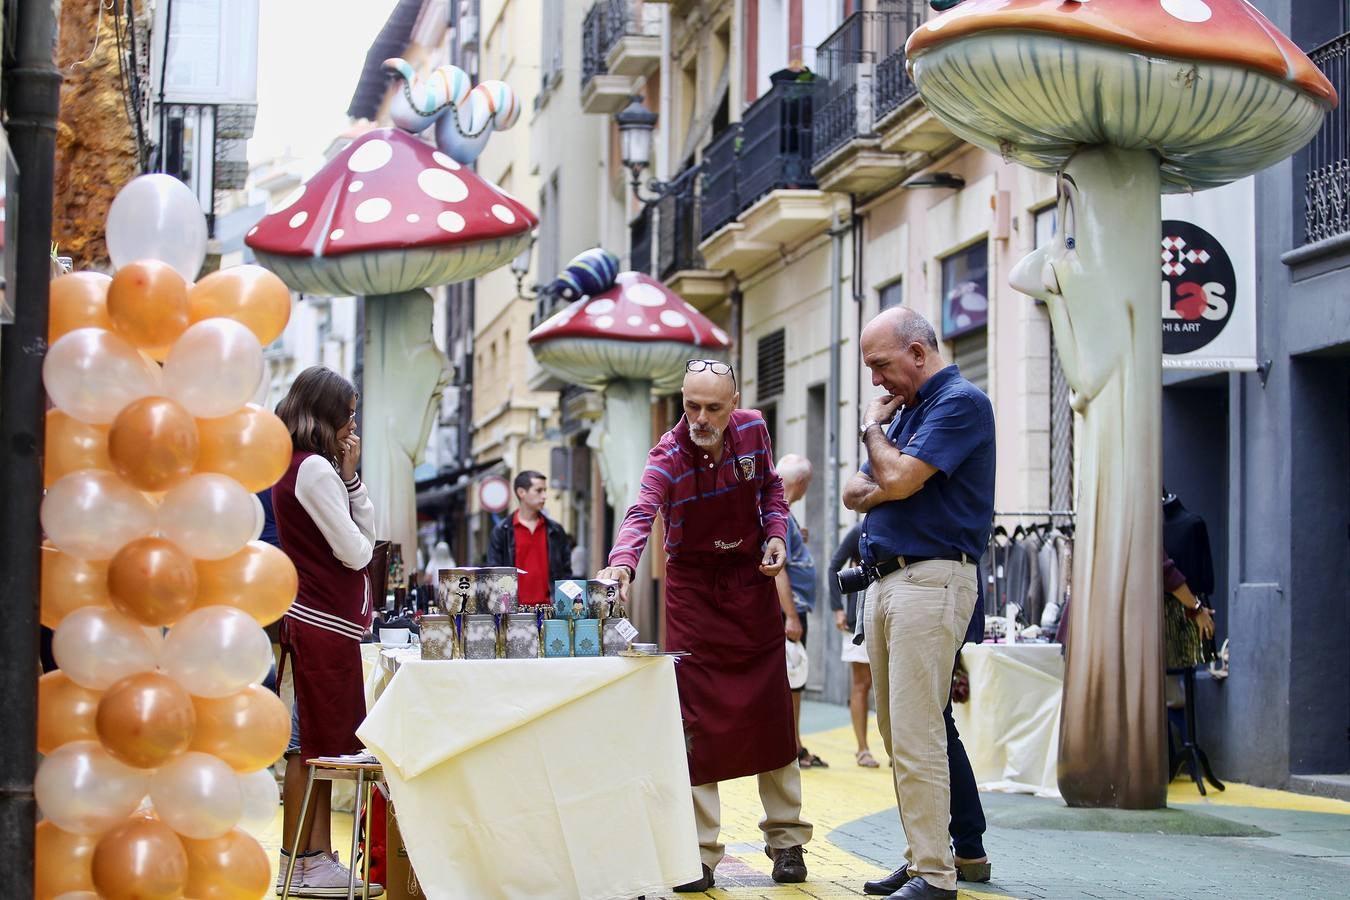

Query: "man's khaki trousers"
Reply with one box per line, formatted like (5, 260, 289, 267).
(690, 762, 813, 869)
(865, 559, 978, 892)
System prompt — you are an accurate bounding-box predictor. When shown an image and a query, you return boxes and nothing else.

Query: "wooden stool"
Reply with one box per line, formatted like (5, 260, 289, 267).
(280, 758, 383, 900)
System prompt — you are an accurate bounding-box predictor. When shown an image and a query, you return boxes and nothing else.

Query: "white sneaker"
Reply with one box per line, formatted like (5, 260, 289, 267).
(275, 852, 307, 896)
(290, 850, 384, 898)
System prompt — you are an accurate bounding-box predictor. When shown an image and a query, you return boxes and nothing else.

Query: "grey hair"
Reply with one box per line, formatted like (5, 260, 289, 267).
(893, 308, 939, 351)
(776, 453, 812, 484)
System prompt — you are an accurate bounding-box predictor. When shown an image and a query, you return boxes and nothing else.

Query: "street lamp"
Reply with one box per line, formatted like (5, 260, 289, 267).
(614, 96, 669, 208)
(510, 232, 539, 301)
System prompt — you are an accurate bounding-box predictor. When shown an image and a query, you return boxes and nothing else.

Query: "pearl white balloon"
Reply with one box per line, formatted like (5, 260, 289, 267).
(163, 318, 264, 418)
(160, 605, 273, 697)
(35, 741, 150, 834)
(106, 174, 208, 280)
(43, 328, 163, 425)
(158, 473, 257, 560)
(52, 607, 160, 690)
(41, 469, 158, 560)
(236, 766, 282, 835)
(148, 751, 243, 839)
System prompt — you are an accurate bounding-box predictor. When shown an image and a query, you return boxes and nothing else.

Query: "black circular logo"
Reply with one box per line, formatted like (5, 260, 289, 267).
(1160, 220, 1236, 355)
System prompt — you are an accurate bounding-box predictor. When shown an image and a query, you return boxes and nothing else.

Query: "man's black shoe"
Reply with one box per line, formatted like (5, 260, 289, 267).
(864, 866, 911, 895)
(672, 864, 714, 893)
(889, 875, 957, 899)
(766, 844, 807, 883)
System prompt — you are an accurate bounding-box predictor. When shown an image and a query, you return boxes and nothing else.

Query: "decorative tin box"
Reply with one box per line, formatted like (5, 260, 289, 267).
(572, 619, 601, 657)
(479, 567, 518, 615)
(504, 612, 540, 658)
(601, 619, 630, 656)
(586, 579, 619, 619)
(462, 614, 499, 660)
(542, 619, 572, 657)
(552, 579, 587, 621)
(441, 567, 477, 614)
(419, 613, 456, 660)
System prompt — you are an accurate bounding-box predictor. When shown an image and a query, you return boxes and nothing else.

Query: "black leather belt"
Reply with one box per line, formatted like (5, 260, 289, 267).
(869, 551, 971, 581)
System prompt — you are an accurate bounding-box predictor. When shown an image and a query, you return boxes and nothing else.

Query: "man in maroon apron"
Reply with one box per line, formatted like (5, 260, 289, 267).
(597, 360, 813, 891)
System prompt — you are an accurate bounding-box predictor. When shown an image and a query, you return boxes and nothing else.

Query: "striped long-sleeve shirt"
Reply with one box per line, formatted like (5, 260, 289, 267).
(608, 409, 789, 570)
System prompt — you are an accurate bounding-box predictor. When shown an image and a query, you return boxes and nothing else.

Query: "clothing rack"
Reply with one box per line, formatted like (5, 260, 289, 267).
(982, 510, 1077, 630)
(992, 509, 1076, 518)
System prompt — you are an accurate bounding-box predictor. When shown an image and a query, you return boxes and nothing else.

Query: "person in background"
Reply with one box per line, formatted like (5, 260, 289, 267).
(272, 366, 382, 897)
(776, 453, 827, 769)
(486, 470, 574, 605)
(828, 522, 878, 768)
(423, 540, 456, 585)
(844, 308, 995, 900)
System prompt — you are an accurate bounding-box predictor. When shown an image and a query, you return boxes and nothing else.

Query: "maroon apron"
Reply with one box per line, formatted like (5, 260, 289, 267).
(664, 477, 797, 786)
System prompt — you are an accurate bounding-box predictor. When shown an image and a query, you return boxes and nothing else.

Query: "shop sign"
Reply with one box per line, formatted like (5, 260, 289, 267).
(1160, 177, 1256, 371)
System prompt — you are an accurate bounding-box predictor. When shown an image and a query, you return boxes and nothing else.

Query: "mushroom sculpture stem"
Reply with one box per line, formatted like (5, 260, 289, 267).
(1010, 146, 1165, 808)
(591, 379, 655, 514)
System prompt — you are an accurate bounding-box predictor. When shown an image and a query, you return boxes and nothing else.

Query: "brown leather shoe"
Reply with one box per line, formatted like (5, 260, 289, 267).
(672, 864, 714, 893)
(766, 844, 807, 883)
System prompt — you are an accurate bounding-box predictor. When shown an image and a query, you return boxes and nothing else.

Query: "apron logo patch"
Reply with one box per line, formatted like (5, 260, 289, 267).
(714, 539, 743, 550)
(737, 455, 756, 480)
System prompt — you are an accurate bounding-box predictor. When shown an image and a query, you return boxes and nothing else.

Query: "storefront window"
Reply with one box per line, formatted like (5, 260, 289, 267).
(940, 240, 988, 339)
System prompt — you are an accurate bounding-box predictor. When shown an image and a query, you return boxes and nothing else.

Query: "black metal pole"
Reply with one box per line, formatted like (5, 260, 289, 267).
(0, 0, 62, 889)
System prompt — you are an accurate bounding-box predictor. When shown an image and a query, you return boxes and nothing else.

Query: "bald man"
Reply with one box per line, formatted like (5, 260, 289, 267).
(597, 359, 812, 891)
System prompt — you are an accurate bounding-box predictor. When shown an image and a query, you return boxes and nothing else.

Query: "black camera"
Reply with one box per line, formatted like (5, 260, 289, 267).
(836, 564, 873, 595)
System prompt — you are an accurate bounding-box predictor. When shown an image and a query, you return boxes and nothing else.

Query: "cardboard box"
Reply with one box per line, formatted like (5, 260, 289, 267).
(385, 803, 426, 900)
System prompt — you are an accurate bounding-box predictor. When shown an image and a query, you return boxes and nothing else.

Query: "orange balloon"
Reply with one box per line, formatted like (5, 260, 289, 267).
(188, 685, 289, 772)
(194, 541, 298, 625)
(107, 260, 190, 360)
(45, 410, 112, 487)
(40, 543, 112, 629)
(37, 670, 103, 754)
(187, 265, 292, 345)
(181, 827, 270, 900)
(49, 272, 113, 342)
(194, 404, 293, 491)
(35, 820, 99, 900)
(108, 537, 199, 626)
(92, 815, 189, 900)
(108, 396, 200, 492)
(96, 671, 197, 769)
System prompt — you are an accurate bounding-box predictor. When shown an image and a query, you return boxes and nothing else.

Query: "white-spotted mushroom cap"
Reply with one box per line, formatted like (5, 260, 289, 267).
(528, 272, 731, 392)
(245, 128, 537, 296)
(906, 0, 1338, 192)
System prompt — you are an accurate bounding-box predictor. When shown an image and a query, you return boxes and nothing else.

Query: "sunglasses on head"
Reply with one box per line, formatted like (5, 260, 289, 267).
(686, 358, 736, 386)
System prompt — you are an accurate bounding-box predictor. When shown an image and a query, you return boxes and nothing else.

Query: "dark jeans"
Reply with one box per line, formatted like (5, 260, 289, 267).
(945, 694, 986, 859)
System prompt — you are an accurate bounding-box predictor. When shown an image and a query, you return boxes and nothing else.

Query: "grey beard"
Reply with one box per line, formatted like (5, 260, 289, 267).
(690, 427, 721, 449)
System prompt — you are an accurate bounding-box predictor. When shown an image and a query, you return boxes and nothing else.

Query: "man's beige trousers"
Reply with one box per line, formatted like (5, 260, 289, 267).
(690, 762, 813, 870)
(865, 559, 978, 892)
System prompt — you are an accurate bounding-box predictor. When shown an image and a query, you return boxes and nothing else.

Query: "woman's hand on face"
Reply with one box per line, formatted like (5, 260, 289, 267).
(339, 432, 361, 482)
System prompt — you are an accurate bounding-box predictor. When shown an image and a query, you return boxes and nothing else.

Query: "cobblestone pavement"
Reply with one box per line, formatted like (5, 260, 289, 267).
(262, 701, 1350, 899)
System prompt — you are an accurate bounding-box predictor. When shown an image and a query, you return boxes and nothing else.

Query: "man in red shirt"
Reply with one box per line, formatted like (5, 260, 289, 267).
(487, 470, 574, 603)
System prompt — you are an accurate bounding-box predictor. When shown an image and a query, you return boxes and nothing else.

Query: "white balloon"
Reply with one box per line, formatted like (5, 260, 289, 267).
(163, 318, 264, 418)
(41, 469, 158, 560)
(236, 766, 282, 835)
(35, 740, 150, 834)
(158, 473, 258, 560)
(160, 605, 273, 697)
(43, 328, 163, 425)
(249, 493, 265, 542)
(148, 751, 243, 839)
(52, 607, 160, 689)
(106, 174, 208, 280)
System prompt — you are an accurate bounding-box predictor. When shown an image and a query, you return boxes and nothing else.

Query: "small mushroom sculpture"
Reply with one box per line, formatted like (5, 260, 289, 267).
(906, 0, 1336, 808)
(528, 257, 731, 512)
(246, 59, 535, 562)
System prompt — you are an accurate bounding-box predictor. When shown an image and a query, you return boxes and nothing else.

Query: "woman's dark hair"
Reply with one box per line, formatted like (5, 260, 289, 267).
(276, 366, 356, 460)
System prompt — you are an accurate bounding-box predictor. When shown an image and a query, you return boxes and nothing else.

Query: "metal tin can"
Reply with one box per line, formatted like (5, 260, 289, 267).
(586, 579, 619, 619)
(419, 614, 456, 661)
(462, 614, 499, 660)
(479, 567, 519, 615)
(601, 618, 630, 657)
(542, 618, 572, 657)
(504, 612, 540, 658)
(573, 619, 601, 657)
(441, 567, 477, 614)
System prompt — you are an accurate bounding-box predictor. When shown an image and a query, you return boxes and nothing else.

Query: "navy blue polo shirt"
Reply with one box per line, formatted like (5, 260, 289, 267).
(859, 365, 995, 565)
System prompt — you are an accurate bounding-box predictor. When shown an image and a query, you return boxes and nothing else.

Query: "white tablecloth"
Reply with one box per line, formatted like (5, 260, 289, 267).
(357, 657, 702, 900)
(950, 642, 1064, 798)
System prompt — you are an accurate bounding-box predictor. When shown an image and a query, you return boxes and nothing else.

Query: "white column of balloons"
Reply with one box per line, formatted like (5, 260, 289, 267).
(34, 175, 299, 900)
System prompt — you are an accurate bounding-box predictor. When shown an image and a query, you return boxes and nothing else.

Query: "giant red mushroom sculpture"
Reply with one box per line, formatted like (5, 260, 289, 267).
(906, 0, 1335, 808)
(528, 266, 731, 514)
(246, 62, 535, 561)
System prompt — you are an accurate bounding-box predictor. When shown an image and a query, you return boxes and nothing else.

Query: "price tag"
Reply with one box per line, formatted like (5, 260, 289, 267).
(559, 580, 584, 600)
(614, 619, 640, 644)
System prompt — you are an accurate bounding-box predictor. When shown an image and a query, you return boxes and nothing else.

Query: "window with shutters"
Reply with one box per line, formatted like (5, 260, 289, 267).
(879, 279, 903, 311)
(757, 329, 786, 403)
(950, 331, 988, 392)
(940, 240, 988, 340)
(1034, 203, 1074, 511)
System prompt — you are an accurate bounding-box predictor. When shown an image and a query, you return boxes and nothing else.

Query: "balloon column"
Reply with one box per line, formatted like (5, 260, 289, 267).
(36, 174, 298, 900)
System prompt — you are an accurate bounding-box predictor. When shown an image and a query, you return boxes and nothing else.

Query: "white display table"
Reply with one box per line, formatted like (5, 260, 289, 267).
(357, 657, 702, 900)
(950, 642, 1064, 798)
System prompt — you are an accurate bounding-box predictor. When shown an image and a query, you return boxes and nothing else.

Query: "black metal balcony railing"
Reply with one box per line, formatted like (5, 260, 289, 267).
(581, 2, 609, 87)
(812, 4, 925, 162)
(737, 81, 819, 205)
(874, 46, 918, 122)
(604, 0, 647, 50)
(700, 123, 741, 240)
(630, 204, 653, 275)
(658, 165, 703, 278)
(1304, 33, 1350, 244)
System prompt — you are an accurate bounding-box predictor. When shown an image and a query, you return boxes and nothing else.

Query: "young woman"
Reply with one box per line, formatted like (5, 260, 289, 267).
(272, 366, 379, 896)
